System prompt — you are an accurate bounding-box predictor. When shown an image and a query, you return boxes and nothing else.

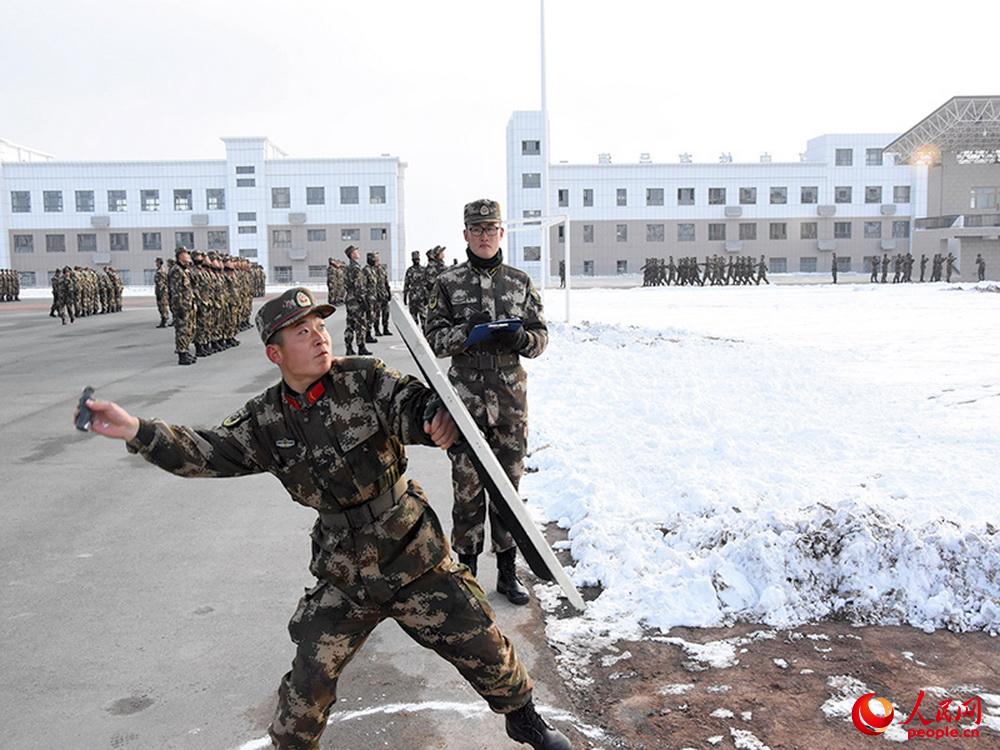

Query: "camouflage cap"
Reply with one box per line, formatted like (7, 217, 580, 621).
(411, 250, 420, 259)
(464, 199, 501, 225)
(255, 287, 334, 345)
(344, 244, 359, 257)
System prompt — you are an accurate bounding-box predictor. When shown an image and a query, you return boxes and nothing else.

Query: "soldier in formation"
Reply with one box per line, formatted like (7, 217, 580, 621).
(326, 257, 345, 305)
(342, 244, 372, 356)
(976, 253, 987, 281)
(0, 269, 20, 301)
(638, 255, 777, 286)
(831, 253, 838, 284)
(403, 250, 427, 326)
(47, 266, 123, 322)
(154, 257, 170, 327)
(373, 250, 391, 337)
(869, 253, 916, 284)
(78, 286, 574, 750)
(53, 266, 76, 324)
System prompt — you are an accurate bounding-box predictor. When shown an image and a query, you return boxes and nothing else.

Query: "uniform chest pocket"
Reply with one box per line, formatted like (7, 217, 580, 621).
(326, 404, 396, 488)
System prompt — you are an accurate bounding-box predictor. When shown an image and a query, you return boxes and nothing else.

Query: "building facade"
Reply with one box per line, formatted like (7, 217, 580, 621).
(0, 137, 406, 286)
(507, 98, 1000, 281)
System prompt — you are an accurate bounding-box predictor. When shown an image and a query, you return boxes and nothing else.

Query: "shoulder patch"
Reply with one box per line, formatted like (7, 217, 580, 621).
(428, 284, 438, 309)
(222, 408, 249, 428)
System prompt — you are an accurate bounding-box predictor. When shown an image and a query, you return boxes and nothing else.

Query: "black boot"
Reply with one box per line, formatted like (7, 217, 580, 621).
(157, 320, 167, 328)
(195, 344, 206, 357)
(365, 334, 377, 343)
(344, 343, 356, 356)
(178, 352, 196, 365)
(496, 548, 529, 605)
(458, 553, 478, 577)
(505, 701, 573, 750)
(357, 344, 372, 356)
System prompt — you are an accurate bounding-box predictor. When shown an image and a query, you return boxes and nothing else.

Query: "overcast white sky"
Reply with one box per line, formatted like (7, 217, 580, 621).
(3, 0, 998, 254)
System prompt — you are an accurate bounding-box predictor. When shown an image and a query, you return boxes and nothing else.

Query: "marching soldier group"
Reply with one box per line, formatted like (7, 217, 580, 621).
(49, 266, 123, 324)
(0, 269, 20, 301)
(163, 248, 262, 365)
(868, 252, 960, 283)
(641, 255, 770, 286)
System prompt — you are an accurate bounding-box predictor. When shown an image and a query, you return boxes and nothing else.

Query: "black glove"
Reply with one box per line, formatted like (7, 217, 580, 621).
(463, 311, 491, 335)
(421, 392, 444, 424)
(495, 326, 528, 352)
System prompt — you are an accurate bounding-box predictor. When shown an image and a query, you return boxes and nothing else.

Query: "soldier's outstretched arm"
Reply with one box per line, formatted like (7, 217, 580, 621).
(78, 398, 265, 478)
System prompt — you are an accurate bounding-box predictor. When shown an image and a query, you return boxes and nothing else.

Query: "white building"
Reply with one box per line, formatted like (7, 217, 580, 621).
(1, 136, 406, 286)
(507, 97, 1000, 280)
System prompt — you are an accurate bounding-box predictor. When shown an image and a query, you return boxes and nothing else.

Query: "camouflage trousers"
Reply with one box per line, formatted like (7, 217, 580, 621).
(378, 299, 390, 333)
(343, 299, 368, 350)
(173, 311, 195, 353)
(268, 557, 532, 749)
(156, 290, 169, 323)
(449, 421, 526, 556)
(407, 300, 426, 328)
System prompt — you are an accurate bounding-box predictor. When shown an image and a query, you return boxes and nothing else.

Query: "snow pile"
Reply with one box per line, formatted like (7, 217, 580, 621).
(524, 284, 1000, 653)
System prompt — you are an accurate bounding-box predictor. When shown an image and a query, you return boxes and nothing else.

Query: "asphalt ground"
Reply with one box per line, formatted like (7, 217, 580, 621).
(0, 297, 590, 750)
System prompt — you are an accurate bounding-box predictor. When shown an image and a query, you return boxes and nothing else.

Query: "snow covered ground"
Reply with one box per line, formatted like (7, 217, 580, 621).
(523, 281, 1000, 659)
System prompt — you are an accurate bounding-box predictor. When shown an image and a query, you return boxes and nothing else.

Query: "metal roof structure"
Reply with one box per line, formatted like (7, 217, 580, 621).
(884, 96, 1000, 165)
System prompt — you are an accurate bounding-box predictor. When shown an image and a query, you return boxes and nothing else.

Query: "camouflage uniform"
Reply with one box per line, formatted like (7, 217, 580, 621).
(343, 247, 369, 355)
(155, 261, 170, 326)
(57, 268, 76, 324)
(123, 350, 533, 750)
(403, 252, 427, 326)
(168, 258, 195, 359)
(375, 256, 391, 336)
(361, 254, 381, 340)
(424, 216, 548, 559)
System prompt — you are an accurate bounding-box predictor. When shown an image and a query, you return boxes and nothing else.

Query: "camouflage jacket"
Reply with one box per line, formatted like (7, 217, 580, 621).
(424, 254, 548, 427)
(361, 263, 380, 302)
(403, 264, 425, 304)
(167, 264, 194, 316)
(375, 263, 390, 302)
(125, 358, 446, 596)
(344, 260, 365, 304)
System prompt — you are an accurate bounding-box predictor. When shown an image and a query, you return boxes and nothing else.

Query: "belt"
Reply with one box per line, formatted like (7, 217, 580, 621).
(319, 476, 408, 530)
(452, 352, 520, 370)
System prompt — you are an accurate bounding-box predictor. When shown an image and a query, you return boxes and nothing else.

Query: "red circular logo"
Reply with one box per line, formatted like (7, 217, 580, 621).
(852, 693, 895, 735)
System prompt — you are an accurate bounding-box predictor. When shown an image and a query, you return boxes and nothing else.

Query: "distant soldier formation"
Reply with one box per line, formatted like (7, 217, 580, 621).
(164, 248, 262, 365)
(640, 255, 770, 286)
(869, 252, 960, 283)
(1, 269, 20, 301)
(49, 266, 123, 324)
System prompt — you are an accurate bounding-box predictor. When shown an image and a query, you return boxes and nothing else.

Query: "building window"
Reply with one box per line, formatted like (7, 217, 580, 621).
(18, 271, 36, 287)
(236, 178, 255, 188)
(801, 186, 818, 204)
(769, 223, 787, 240)
(677, 187, 694, 206)
(617, 188, 627, 206)
(739, 187, 757, 205)
(523, 246, 541, 261)
(143, 268, 157, 285)
(239, 248, 257, 258)
(836, 256, 852, 272)
(273, 266, 292, 283)
(43, 190, 63, 212)
(582, 224, 594, 243)
(308, 265, 327, 279)
(891, 185, 910, 204)
(970, 187, 999, 210)
(835, 186, 852, 204)
(306, 187, 326, 205)
(173, 189, 192, 211)
(739, 223, 757, 240)
(46, 234, 66, 252)
(834, 221, 852, 239)
(272, 229, 292, 248)
(369, 185, 386, 204)
(238, 226, 257, 234)
(866, 148, 883, 166)
(207, 188, 225, 210)
(708, 223, 726, 241)
(13, 235, 33, 253)
(616, 224, 628, 242)
(557, 225, 565, 243)
(108, 190, 127, 212)
(341, 228, 360, 241)
(583, 188, 594, 207)
(522, 140, 540, 155)
(522, 173, 541, 189)
(11, 191, 31, 213)
(617, 260, 628, 275)
(646, 223, 665, 242)
(141, 190, 159, 211)
(708, 188, 726, 205)
(865, 186, 882, 204)
(110, 233, 129, 252)
(272, 187, 291, 209)
(800, 222, 818, 240)
(175, 231, 194, 249)
(77, 234, 97, 252)
(208, 231, 228, 250)
(677, 223, 695, 241)
(142, 232, 162, 251)
(523, 209, 541, 219)
(235, 166, 255, 174)
(371, 227, 387, 241)
(340, 186, 360, 204)
(557, 189, 569, 207)
(238, 211, 256, 221)
(835, 148, 853, 166)
(800, 257, 817, 272)
(864, 221, 883, 239)
(863, 256, 879, 273)
(583, 260, 594, 276)
(307, 229, 327, 242)
(892, 220, 910, 239)
(770, 187, 788, 205)
(769, 257, 788, 273)
(647, 188, 664, 206)
(75, 190, 95, 212)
